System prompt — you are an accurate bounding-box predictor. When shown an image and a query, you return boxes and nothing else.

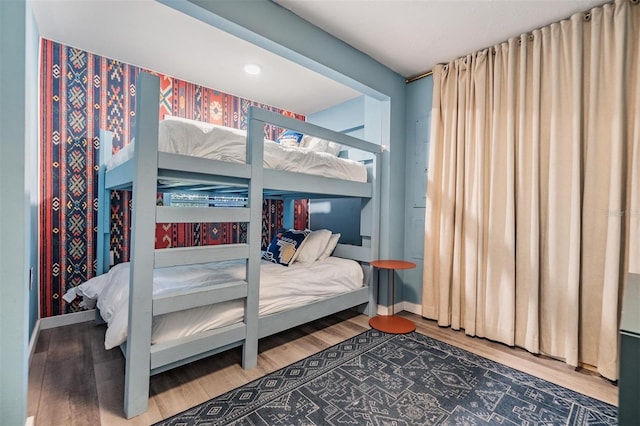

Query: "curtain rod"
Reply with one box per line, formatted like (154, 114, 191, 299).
(405, 69, 433, 84)
(403, 0, 634, 85)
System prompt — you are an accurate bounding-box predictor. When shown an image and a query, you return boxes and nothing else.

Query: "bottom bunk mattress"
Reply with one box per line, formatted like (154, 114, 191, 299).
(65, 257, 364, 350)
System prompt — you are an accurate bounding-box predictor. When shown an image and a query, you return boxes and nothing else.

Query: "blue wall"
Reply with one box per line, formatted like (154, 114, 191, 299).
(308, 97, 366, 246)
(308, 73, 433, 308)
(402, 76, 434, 307)
(0, 0, 30, 423)
(308, 96, 365, 137)
(27, 0, 40, 341)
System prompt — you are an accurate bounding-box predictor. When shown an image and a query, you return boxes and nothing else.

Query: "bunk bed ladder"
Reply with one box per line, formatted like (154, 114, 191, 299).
(121, 75, 267, 418)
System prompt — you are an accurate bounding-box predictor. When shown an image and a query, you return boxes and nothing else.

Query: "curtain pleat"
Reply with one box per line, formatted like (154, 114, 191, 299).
(423, 0, 639, 379)
(627, 0, 640, 277)
(514, 32, 541, 354)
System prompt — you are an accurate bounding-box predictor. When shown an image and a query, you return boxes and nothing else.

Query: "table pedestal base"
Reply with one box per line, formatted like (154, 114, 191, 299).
(369, 315, 416, 334)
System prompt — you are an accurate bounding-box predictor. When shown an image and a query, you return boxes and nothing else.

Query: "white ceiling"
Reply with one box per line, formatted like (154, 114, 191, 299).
(32, 0, 608, 115)
(274, 0, 608, 78)
(31, 0, 361, 115)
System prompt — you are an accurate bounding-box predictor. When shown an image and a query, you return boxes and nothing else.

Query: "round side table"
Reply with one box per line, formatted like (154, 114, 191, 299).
(369, 260, 416, 334)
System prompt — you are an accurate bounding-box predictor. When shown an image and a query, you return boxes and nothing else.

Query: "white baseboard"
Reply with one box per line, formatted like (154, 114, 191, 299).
(402, 301, 422, 315)
(28, 319, 41, 364)
(26, 416, 34, 426)
(376, 302, 400, 316)
(39, 309, 96, 330)
(375, 301, 421, 316)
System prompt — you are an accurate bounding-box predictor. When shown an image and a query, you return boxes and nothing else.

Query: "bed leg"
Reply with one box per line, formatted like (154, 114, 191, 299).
(358, 302, 375, 317)
(363, 262, 378, 317)
(242, 339, 257, 369)
(124, 371, 149, 419)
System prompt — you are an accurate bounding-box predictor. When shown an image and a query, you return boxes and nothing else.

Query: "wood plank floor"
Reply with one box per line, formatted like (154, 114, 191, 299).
(28, 311, 618, 425)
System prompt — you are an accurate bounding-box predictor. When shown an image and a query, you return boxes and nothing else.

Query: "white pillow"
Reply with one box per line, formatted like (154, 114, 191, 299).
(61, 265, 115, 310)
(293, 229, 332, 265)
(164, 114, 218, 130)
(324, 141, 342, 156)
(318, 233, 341, 261)
(301, 135, 342, 156)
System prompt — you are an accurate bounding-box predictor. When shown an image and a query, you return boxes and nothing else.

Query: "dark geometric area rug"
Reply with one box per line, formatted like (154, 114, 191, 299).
(155, 329, 617, 425)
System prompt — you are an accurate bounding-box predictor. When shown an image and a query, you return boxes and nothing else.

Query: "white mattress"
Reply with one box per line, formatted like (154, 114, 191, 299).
(107, 119, 368, 183)
(66, 257, 364, 350)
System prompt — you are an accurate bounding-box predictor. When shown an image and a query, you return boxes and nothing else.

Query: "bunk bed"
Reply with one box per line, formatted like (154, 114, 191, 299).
(88, 73, 381, 418)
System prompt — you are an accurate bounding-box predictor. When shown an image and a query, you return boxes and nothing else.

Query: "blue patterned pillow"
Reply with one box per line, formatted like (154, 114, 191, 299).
(276, 130, 304, 147)
(262, 229, 310, 266)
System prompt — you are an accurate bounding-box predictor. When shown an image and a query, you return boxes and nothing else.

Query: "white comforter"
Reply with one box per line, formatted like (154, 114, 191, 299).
(67, 257, 363, 350)
(107, 119, 368, 182)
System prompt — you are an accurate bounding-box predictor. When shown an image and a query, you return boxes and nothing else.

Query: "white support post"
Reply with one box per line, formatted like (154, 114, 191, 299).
(243, 108, 263, 369)
(96, 130, 113, 275)
(123, 73, 160, 419)
(96, 166, 110, 275)
(366, 152, 382, 316)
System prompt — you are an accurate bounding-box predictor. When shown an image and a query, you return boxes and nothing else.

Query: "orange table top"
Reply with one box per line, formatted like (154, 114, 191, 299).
(370, 260, 416, 270)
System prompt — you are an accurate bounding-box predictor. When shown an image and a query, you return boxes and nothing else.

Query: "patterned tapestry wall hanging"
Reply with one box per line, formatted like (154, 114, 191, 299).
(40, 39, 308, 317)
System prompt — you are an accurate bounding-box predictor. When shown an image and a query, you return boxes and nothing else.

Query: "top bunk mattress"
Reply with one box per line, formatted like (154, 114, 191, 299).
(106, 117, 368, 183)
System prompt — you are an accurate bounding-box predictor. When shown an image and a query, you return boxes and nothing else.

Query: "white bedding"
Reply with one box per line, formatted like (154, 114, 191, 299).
(67, 256, 363, 350)
(107, 119, 368, 183)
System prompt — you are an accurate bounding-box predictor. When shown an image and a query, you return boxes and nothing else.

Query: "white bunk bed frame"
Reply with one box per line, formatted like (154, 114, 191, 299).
(94, 73, 382, 418)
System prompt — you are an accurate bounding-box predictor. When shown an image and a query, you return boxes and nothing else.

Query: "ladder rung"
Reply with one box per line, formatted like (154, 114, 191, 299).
(156, 206, 250, 224)
(154, 244, 249, 268)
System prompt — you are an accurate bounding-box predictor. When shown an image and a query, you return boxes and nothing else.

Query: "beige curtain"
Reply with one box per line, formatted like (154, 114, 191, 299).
(423, 0, 639, 380)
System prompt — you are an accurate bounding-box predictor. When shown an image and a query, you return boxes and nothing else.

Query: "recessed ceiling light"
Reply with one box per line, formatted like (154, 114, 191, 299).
(244, 64, 261, 75)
